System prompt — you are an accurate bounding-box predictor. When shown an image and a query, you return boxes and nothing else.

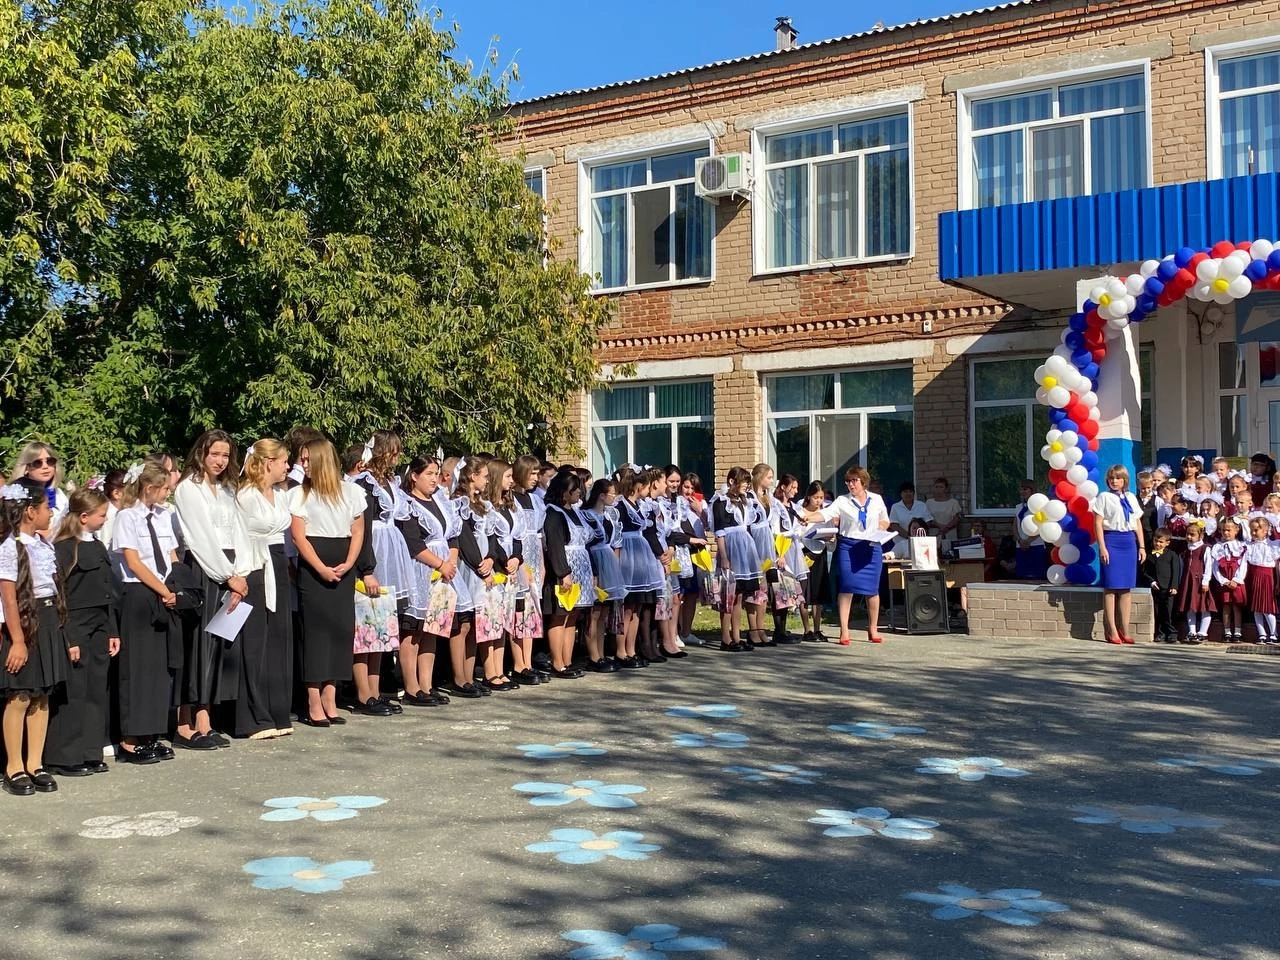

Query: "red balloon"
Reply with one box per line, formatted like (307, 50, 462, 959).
(1188, 252, 1208, 268)
(1091, 348, 1106, 362)
(1069, 495, 1089, 515)
(1157, 290, 1176, 306)
(1055, 480, 1076, 500)
(1087, 438, 1100, 452)
(1049, 468, 1067, 485)
(1050, 548, 1062, 565)
(1078, 419, 1099, 439)
(1175, 267, 1196, 289)
(1211, 240, 1236, 258)
(1067, 402, 1088, 423)
(1237, 241, 1251, 252)
(1085, 311, 1104, 328)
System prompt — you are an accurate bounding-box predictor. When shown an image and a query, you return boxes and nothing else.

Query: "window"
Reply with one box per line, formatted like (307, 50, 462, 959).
(970, 358, 1051, 511)
(590, 380, 714, 483)
(1213, 48, 1280, 177)
(760, 111, 912, 270)
(764, 367, 913, 496)
(1138, 346, 1155, 470)
(523, 168, 545, 199)
(1219, 342, 1249, 458)
(965, 72, 1147, 208)
(585, 147, 714, 291)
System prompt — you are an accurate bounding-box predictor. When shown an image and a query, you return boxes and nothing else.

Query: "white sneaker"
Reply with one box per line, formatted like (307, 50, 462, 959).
(675, 638, 686, 650)
(683, 634, 705, 647)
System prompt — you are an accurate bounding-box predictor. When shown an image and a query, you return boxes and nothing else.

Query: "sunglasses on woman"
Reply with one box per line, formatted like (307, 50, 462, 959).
(27, 457, 57, 468)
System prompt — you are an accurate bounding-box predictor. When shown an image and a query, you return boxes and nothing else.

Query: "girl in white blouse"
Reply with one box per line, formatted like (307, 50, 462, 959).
(173, 430, 255, 748)
(237, 440, 295, 737)
(289, 439, 367, 726)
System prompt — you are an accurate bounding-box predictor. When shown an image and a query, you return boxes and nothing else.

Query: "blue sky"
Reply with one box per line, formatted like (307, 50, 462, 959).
(441, 1, 1004, 101)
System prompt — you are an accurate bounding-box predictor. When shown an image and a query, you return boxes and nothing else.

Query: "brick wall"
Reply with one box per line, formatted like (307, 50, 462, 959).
(967, 584, 1155, 641)
(713, 364, 763, 480)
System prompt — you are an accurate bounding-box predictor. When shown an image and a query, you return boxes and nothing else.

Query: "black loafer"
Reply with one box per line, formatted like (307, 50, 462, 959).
(587, 659, 619, 673)
(117, 744, 161, 765)
(202, 731, 231, 748)
(29, 768, 58, 793)
(357, 697, 394, 716)
(151, 740, 175, 760)
(324, 714, 348, 725)
(379, 696, 403, 714)
(84, 760, 110, 774)
(296, 715, 330, 728)
(484, 677, 519, 692)
(175, 733, 218, 751)
(513, 669, 543, 685)
(446, 682, 485, 699)
(46, 763, 92, 777)
(2, 771, 34, 796)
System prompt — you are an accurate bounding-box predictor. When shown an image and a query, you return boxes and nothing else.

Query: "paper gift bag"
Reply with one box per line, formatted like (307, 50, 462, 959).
(909, 535, 940, 571)
(354, 587, 400, 653)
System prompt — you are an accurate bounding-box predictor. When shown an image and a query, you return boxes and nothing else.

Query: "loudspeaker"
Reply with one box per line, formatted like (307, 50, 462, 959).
(904, 569, 949, 634)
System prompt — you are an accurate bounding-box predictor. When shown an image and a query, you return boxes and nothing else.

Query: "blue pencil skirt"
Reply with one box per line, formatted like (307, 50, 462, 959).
(1100, 530, 1138, 590)
(833, 536, 882, 597)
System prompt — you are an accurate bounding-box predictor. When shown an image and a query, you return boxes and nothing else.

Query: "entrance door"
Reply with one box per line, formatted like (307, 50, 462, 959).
(815, 414, 861, 495)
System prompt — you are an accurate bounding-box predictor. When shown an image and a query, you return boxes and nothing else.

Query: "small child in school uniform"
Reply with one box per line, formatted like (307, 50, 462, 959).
(1143, 527, 1182, 643)
(1177, 520, 1215, 644)
(45, 488, 120, 775)
(1244, 517, 1278, 643)
(1210, 518, 1249, 641)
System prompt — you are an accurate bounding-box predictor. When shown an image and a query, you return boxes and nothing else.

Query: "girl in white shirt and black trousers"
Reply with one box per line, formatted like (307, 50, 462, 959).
(173, 430, 256, 747)
(1092, 464, 1147, 645)
(290, 439, 368, 726)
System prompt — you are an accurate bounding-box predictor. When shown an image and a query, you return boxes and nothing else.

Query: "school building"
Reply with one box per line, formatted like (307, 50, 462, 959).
(506, 0, 1280, 529)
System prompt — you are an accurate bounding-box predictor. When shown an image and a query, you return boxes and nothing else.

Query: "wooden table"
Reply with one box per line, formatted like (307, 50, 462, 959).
(883, 559, 988, 631)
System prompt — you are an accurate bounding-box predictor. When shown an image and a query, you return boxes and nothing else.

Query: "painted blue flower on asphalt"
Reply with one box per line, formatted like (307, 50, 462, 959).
(671, 732, 749, 749)
(1248, 876, 1280, 888)
(916, 757, 1028, 781)
(904, 884, 1068, 926)
(517, 741, 609, 760)
(1158, 755, 1280, 776)
(561, 924, 725, 959)
(242, 857, 374, 893)
(809, 807, 938, 841)
(526, 828, 660, 864)
(666, 704, 740, 720)
(260, 796, 386, 822)
(1071, 803, 1224, 834)
(512, 780, 646, 808)
(723, 763, 824, 785)
(829, 721, 926, 740)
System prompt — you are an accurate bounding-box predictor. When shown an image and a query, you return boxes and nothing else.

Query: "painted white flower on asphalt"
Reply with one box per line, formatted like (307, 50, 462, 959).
(79, 811, 203, 839)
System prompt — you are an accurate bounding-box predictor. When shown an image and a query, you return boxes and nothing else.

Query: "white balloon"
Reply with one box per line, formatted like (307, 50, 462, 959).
(1224, 249, 1250, 277)
(1089, 284, 1107, 304)
(1087, 407, 1101, 421)
(1067, 465, 1088, 485)
(1044, 500, 1067, 522)
(1228, 275, 1252, 298)
(1059, 367, 1083, 391)
(1021, 515, 1040, 538)
(1139, 259, 1160, 278)
(1047, 386, 1071, 408)
(1049, 451, 1068, 471)
(1252, 240, 1274, 261)
(1059, 431, 1079, 449)
(1046, 564, 1068, 585)
(1058, 543, 1080, 565)
(1052, 346, 1075, 364)
(1078, 480, 1099, 500)
(1065, 447, 1084, 465)
(1124, 273, 1146, 296)
(1045, 430, 1062, 444)
(1027, 493, 1049, 513)
(1189, 281, 1212, 301)
(1036, 387, 1049, 405)
(1105, 317, 1127, 337)
(1080, 391, 1098, 408)
(1196, 258, 1219, 282)
(1045, 354, 1071, 377)
(1213, 291, 1234, 305)
(1034, 364, 1049, 384)
(1039, 520, 1063, 545)
(1040, 445, 1054, 462)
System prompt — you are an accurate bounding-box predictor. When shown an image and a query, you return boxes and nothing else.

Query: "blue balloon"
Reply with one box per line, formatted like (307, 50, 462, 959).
(1087, 469, 1100, 483)
(1066, 562, 1096, 584)
(1247, 258, 1268, 282)
(1269, 250, 1280, 272)
(1157, 259, 1179, 281)
(1077, 545, 1096, 564)
(1070, 348, 1092, 368)
(1082, 299, 1098, 315)
(1068, 312, 1087, 332)
(1065, 331, 1084, 349)
(1083, 362, 1100, 381)
(1069, 530, 1093, 550)
(1174, 246, 1196, 268)
(1060, 514, 1077, 534)
(1059, 418, 1079, 434)
(1136, 294, 1158, 314)
(1144, 276, 1164, 298)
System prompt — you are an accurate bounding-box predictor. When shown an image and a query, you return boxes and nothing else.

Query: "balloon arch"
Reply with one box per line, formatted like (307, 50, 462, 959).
(1020, 238, 1280, 586)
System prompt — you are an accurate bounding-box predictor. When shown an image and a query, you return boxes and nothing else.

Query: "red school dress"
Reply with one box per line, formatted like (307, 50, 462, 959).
(1166, 514, 1189, 556)
(1211, 541, 1248, 606)
(1177, 542, 1216, 615)
(1245, 540, 1278, 615)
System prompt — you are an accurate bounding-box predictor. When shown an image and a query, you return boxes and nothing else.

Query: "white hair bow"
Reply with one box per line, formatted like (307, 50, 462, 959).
(124, 462, 145, 485)
(0, 484, 31, 502)
(452, 456, 468, 487)
(361, 436, 375, 463)
(241, 442, 256, 477)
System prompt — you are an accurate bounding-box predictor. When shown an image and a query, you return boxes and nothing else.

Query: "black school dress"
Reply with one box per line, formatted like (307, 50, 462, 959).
(0, 533, 68, 698)
(46, 536, 119, 766)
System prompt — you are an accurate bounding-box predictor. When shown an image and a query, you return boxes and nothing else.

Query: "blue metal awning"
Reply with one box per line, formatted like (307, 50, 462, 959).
(938, 172, 1280, 309)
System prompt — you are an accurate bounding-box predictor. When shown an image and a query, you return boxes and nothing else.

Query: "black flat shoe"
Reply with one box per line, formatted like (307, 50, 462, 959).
(661, 649, 689, 659)
(84, 760, 110, 774)
(150, 740, 175, 760)
(513, 669, 543, 686)
(379, 695, 404, 714)
(587, 658, 619, 673)
(28, 769, 58, 793)
(2, 771, 34, 796)
(484, 676, 520, 692)
(116, 744, 161, 765)
(46, 763, 92, 777)
(175, 733, 219, 751)
(619, 656, 644, 668)
(296, 715, 331, 728)
(550, 666, 584, 679)
(403, 690, 449, 706)
(447, 682, 485, 699)
(324, 714, 348, 725)
(357, 697, 394, 716)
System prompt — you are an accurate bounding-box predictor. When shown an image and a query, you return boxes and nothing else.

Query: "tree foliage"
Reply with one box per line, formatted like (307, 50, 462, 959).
(0, 0, 610, 478)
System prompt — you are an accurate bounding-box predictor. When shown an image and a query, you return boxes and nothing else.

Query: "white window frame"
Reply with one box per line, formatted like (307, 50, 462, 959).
(751, 103, 916, 276)
(589, 378, 715, 475)
(955, 61, 1154, 210)
(761, 365, 915, 485)
(1205, 36, 1280, 180)
(968, 355, 1044, 516)
(523, 166, 546, 200)
(576, 139, 716, 295)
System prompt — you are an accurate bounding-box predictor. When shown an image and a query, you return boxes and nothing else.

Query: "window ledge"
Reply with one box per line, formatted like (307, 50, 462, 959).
(751, 253, 912, 280)
(591, 277, 714, 297)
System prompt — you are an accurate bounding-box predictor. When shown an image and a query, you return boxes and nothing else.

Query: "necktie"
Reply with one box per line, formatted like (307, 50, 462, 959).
(146, 513, 169, 577)
(854, 498, 869, 529)
(1116, 493, 1132, 523)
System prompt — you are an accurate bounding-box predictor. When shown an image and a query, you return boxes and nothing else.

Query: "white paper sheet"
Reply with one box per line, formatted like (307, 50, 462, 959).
(846, 528, 898, 546)
(206, 593, 252, 642)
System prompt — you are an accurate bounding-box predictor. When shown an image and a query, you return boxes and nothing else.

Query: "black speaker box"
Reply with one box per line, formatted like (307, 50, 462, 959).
(904, 569, 949, 634)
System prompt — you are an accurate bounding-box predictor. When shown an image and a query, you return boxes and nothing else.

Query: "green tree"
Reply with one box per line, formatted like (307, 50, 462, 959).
(0, 0, 610, 478)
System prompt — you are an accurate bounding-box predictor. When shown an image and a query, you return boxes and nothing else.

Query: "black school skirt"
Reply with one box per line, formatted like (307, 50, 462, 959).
(117, 583, 175, 737)
(297, 537, 356, 684)
(0, 599, 67, 697)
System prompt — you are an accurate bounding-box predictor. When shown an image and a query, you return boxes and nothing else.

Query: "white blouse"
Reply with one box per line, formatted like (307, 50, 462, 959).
(111, 502, 179, 583)
(174, 478, 252, 582)
(819, 492, 890, 538)
(0, 532, 58, 598)
(238, 485, 293, 612)
(289, 483, 366, 538)
(1090, 491, 1143, 534)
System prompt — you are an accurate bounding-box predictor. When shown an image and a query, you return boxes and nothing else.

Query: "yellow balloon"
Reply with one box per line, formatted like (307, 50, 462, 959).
(1033, 511, 1046, 523)
(1098, 293, 1112, 307)
(1212, 277, 1229, 294)
(1050, 441, 1064, 453)
(1042, 376, 1057, 389)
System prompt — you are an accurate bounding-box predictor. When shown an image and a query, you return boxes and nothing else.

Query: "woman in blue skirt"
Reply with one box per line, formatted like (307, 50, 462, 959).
(1091, 464, 1146, 645)
(802, 466, 890, 645)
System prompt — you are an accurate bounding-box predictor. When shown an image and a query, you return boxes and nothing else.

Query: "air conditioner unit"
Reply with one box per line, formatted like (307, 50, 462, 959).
(695, 153, 752, 200)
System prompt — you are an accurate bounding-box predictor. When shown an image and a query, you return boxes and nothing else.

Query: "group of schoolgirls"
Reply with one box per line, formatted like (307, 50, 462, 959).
(1133, 453, 1280, 644)
(703, 463, 838, 652)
